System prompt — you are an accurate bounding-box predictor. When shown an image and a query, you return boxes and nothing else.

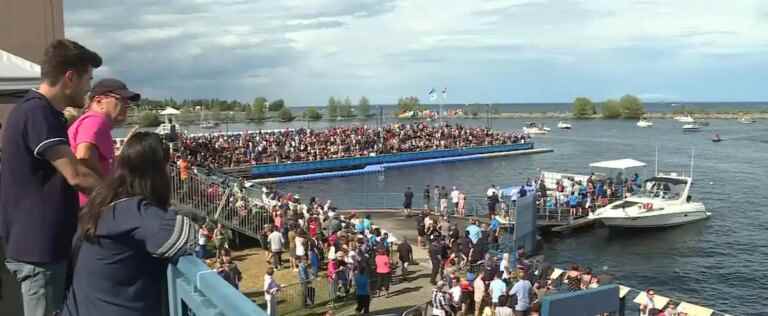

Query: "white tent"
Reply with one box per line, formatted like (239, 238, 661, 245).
(159, 107, 181, 115)
(0, 49, 40, 92)
(589, 159, 646, 170)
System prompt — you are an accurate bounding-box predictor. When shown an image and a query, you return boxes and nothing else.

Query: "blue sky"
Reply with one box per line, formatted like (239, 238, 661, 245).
(64, 0, 768, 105)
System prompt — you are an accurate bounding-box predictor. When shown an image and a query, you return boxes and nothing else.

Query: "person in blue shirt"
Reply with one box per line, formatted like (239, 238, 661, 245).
(297, 257, 313, 307)
(465, 220, 482, 244)
(354, 267, 371, 314)
(569, 192, 580, 218)
(362, 215, 372, 232)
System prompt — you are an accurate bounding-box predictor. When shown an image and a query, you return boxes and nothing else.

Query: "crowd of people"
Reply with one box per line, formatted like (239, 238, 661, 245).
(535, 172, 642, 219)
(175, 122, 529, 169)
(255, 192, 414, 316)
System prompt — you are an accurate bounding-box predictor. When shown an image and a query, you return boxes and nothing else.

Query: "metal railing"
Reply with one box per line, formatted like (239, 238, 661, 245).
(169, 165, 271, 239)
(167, 256, 266, 316)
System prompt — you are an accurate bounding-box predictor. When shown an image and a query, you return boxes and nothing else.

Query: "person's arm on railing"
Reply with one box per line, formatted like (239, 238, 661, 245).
(134, 202, 197, 263)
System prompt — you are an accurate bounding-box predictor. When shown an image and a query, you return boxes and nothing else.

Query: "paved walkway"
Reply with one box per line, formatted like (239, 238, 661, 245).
(285, 211, 443, 316)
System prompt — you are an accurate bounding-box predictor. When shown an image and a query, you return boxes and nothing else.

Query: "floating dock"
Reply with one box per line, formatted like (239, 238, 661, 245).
(246, 147, 552, 184)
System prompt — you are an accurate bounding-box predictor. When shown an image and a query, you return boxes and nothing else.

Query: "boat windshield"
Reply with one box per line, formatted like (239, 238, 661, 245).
(639, 177, 687, 200)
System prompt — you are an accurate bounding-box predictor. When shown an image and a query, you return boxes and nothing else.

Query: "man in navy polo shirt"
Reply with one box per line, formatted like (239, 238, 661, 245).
(1, 39, 103, 316)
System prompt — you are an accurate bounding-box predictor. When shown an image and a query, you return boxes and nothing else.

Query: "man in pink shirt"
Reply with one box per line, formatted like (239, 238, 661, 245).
(68, 78, 140, 206)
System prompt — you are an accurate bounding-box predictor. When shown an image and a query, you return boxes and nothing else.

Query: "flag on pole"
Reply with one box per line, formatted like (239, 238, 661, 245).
(427, 88, 437, 101)
(442, 88, 447, 99)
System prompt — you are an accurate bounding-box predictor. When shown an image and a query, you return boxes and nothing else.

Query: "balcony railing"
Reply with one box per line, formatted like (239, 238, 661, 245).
(167, 256, 266, 316)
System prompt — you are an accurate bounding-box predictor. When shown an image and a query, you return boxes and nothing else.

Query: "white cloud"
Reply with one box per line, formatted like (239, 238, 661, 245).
(64, 0, 768, 104)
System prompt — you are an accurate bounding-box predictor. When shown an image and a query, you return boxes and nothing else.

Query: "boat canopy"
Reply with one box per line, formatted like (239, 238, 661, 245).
(589, 159, 646, 170)
(160, 107, 181, 115)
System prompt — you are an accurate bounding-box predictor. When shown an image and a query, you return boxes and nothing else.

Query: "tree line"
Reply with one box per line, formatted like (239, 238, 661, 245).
(134, 96, 376, 126)
(571, 95, 645, 119)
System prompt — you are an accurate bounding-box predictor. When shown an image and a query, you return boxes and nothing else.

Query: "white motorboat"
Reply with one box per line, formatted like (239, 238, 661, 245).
(674, 114, 695, 123)
(557, 121, 572, 129)
(589, 172, 710, 228)
(739, 116, 756, 124)
(200, 121, 219, 129)
(523, 122, 551, 135)
(682, 123, 700, 131)
(636, 119, 654, 128)
(155, 122, 180, 135)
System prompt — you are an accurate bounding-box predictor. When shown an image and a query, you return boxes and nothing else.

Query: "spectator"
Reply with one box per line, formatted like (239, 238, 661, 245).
(60, 132, 195, 316)
(268, 227, 284, 270)
(374, 248, 391, 297)
(473, 272, 486, 316)
(67, 78, 139, 206)
(213, 222, 229, 260)
(451, 186, 460, 213)
(264, 267, 281, 316)
(403, 186, 414, 217)
(355, 267, 371, 315)
(431, 281, 451, 316)
(1, 38, 102, 316)
(297, 257, 313, 307)
(508, 272, 533, 316)
(397, 237, 414, 281)
(490, 274, 507, 311)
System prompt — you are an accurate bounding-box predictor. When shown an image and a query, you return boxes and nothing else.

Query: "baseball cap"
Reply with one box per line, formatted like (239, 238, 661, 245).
(90, 78, 141, 102)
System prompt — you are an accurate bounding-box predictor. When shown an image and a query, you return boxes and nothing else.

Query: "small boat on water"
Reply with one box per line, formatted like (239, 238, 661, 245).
(589, 154, 711, 229)
(712, 134, 722, 142)
(199, 121, 219, 129)
(637, 119, 654, 128)
(682, 123, 701, 132)
(523, 122, 551, 135)
(557, 121, 572, 129)
(739, 116, 756, 124)
(674, 114, 696, 123)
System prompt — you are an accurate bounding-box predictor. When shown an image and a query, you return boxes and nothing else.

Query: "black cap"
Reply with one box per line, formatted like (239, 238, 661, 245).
(90, 78, 141, 102)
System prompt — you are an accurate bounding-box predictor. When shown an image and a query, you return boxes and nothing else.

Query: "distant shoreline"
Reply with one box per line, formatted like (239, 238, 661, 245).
(481, 112, 768, 119)
(126, 110, 766, 127)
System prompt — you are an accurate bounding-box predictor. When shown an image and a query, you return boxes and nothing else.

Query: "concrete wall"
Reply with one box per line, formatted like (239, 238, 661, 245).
(0, 0, 64, 64)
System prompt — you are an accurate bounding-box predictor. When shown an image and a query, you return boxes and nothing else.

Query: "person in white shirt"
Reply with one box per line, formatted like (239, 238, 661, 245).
(487, 185, 498, 198)
(267, 229, 284, 270)
(264, 268, 281, 316)
(450, 187, 461, 214)
(508, 272, 533, 315)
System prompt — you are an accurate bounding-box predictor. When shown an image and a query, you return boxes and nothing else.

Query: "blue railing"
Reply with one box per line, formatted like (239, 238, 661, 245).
(249, 143, 534, 177)
(167, 256, 266, 316)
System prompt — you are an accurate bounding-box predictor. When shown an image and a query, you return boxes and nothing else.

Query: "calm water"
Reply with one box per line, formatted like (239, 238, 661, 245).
(116, 118, 767, 314)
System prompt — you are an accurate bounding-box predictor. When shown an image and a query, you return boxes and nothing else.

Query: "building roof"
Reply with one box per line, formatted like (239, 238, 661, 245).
(589, 158, 646, 170)
(0, 49, 40, 92)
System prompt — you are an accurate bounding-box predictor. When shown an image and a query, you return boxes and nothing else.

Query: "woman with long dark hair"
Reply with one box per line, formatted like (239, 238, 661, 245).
(61, 132, 195, 316)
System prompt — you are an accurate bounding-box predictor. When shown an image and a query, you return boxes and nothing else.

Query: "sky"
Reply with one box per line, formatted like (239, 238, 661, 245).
(64, 0, 768, 105)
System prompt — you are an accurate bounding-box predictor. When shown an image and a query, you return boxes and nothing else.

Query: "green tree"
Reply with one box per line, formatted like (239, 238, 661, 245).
(327, 97, 338, 120)
(619, 94, 645, 119)
(269, 99, 285, 112)
(138, 111, 162, 127)
(339, 97, 354, 118)
(397, 96, 421, 114)
(601, 99, 622, 119)
(249, 98, 266, 121)
(253, 97, 267, 109)
(278, 107, 294, 122)
(572, 97, 596, 118)
(358, 96, 371, 118)
(303, 107, 322, 121)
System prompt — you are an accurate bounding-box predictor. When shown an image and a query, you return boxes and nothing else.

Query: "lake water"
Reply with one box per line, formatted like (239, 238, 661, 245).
(116, 118, 767, 314)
